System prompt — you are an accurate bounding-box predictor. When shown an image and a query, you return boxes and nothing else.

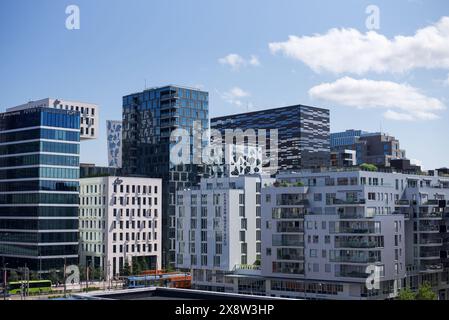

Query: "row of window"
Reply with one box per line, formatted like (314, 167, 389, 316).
(0, 180, 79, 192)
(0, 154, 79, 168)
(0, 231, 78, 243)
(0, 141, 79, 156)
(0, 193, 78, 205)
(0, 219, 78, 230)
(111, 220, 158, 230)
(112, 184, 158, 194)
(0, 206, 78, 217)
(0, 128, 79, 144)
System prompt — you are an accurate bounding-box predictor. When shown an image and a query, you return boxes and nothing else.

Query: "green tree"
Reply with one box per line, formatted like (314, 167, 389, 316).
(397, 288, 415, 300)
(30, 271, 40, 281)
(416, 282, 437, 300)
(121, 263, 131, 276)
(47, 269, 61, 284)
(360, 163, 378, 172)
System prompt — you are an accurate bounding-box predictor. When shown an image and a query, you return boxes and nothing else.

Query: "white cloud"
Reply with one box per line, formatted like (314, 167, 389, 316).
(219, 54, 260, 71)
(249, 55, 260, 66)
(269, 16, 449, 75)
(308, 77, 446, 121)
(218, 87, 251, 107)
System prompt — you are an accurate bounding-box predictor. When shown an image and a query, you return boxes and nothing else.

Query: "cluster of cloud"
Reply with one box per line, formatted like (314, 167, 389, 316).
(308, 77, 446, 121)
(218, 87, 252, 107)
(219, 54, 260, 71)
(268, 16, 449, 121)
(269, 16, 449, 75)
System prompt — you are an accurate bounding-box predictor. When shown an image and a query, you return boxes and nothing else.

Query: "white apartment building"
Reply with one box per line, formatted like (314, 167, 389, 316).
(175, 175, 274, 292)
(7, 98, 99, 140)
(176, 168, 449, 300)
(79, 176, 162, 280)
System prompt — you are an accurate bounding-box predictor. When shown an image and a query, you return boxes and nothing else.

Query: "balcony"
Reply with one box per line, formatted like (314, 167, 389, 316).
(420, 254, 441, 260)
(420, 263, 443, 273)
(335, 241, 380, 249)
(422, 200, 440, 206)
(418, 212, 443, 219)
(335, 271, 369, 279)
(331, 199, 366, 206)
(418, 225, 440, 233)
(160, 93, 179, 101)
(420, 238, 443, 246)
(395, 200, 410, 207)
(331, 256, 380, 264)
(338, 228, 378, 234)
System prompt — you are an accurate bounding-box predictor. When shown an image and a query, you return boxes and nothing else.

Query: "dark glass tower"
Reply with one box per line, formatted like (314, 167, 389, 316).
(211, 105, 330, 172)
(122, 85, 209, 267)
(0, 107, 80, 273)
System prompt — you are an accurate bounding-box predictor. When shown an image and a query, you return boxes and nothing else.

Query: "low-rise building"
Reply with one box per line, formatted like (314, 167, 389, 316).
(79, 176, 162, 280)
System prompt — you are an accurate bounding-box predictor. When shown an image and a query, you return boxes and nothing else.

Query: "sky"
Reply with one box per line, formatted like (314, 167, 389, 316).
(0, 0, 448, 169)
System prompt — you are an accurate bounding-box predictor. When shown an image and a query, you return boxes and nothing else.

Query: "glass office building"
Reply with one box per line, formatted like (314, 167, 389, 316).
(122, 85, 209, 267)
(0, 107, 80, 273)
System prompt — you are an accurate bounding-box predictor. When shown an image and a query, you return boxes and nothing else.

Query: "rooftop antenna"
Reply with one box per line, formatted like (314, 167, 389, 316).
(144, 79, 147, 90)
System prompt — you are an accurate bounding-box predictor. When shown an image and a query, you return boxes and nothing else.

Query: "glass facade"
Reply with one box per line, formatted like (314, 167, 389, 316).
(122, 85, 209, 267)
(0, 107, 80, 272)
(211, 105, 330, 171)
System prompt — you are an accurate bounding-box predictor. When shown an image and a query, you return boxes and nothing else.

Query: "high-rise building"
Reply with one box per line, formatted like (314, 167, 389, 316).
(0, 107, 80, 273)
(330, 130, 406, 167)
(211, 105, 330, 172)
(79, 176, 162, 279)
(122, 85, 209, 267)
(7, 98, 99, 140)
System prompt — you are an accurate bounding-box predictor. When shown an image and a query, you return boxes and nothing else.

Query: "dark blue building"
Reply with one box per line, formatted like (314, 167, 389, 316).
(122, 85, 209, 267)
(0, 107, 80, 273)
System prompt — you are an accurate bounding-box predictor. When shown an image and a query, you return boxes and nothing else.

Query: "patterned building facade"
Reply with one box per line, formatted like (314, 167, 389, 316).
(211, 105, 330, 173)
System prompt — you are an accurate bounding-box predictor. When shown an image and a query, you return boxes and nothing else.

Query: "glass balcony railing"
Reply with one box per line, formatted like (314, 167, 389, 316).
(419, 212, 443, 219)
(335, 271, 369, 278)
(420, 238, 443, 245)
(338, 228, 378, 234)
(335, 241, 380, 249)
(418, 225, 440, 232)
(395, 200, 410, 206)
(331, 199, 366, 206)
(331, 256, 380, 264)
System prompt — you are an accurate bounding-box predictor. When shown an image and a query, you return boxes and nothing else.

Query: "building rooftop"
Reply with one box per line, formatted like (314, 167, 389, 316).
(211, 104, 329, 122)
(72, 287, 292, 301)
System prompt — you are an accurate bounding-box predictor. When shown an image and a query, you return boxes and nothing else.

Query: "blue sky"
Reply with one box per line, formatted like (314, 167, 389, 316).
(0, 0, 448, 169)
